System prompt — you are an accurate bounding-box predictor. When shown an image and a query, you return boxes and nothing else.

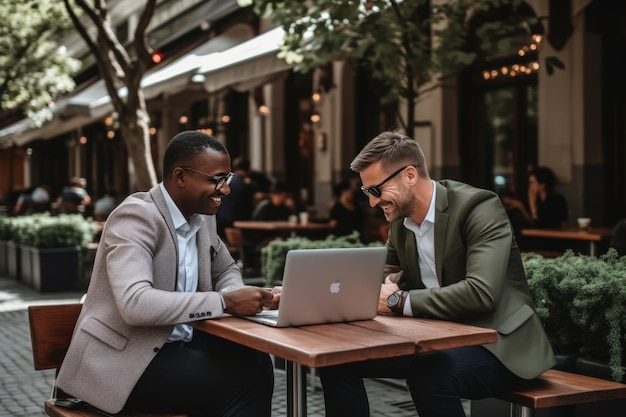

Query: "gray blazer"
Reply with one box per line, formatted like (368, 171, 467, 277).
(56, 185, 243, 414)
(388, 180, 556, 379)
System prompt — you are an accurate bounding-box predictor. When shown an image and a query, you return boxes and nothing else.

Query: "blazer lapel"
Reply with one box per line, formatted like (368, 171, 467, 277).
(434, 182, 449, 283)
(149, 184, 179, 290)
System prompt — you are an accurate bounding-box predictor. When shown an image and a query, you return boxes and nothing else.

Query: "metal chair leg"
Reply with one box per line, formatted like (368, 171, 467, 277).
(510, 403, 535, 417)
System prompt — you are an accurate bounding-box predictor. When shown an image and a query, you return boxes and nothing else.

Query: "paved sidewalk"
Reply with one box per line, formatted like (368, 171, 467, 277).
(0, 276, 420, 417)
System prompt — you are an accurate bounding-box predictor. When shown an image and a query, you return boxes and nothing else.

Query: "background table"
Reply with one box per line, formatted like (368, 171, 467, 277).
(192, 315, 497, 417)
(521, 227, 613, 256)
(233, 220, 333, 233)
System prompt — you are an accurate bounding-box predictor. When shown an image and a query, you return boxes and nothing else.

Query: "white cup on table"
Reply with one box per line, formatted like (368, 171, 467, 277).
(298, 211, 309, 225)
(577, 217, 591, 229)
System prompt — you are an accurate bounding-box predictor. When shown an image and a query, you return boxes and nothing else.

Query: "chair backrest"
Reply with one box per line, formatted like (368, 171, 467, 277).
(28, 303, 82, 371)
(224, 227, 243, 247)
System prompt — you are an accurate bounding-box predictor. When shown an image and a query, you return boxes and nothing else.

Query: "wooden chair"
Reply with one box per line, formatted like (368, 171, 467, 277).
(28, 303, 187, 417)
(224, 227, 244, 260)
(224, 227, 263, 284)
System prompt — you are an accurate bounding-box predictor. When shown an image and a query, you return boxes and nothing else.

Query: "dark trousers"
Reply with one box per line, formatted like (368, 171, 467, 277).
(123, 331, 274, 417)
(319, 345, 523, 417)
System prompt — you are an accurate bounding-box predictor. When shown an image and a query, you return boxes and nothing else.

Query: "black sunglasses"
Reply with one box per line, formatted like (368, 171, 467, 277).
(360, 165, 413, 198)
(180, 167, 235, 191)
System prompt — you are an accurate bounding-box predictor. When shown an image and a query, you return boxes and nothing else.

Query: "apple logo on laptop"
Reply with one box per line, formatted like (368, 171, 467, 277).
(330, 281, 341, 294)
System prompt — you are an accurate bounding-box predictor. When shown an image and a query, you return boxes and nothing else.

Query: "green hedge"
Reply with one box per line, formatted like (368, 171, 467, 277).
(525, 249, 626, 381)
(261, 231, 383, 286)
(1, 213, 99, 248)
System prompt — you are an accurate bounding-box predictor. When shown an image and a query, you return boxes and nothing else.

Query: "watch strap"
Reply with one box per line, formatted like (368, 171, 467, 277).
(389, 291, 408, 315)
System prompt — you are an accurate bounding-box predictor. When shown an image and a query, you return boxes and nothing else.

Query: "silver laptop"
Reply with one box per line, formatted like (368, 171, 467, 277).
(243, 246, 388, 327)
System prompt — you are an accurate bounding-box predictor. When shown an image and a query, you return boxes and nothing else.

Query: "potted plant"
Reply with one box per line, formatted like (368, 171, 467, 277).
(11, 213, 99, 292)
(524, 249, 626, 382)
(0, 215, 10, 275)
(261, 231, 383, 286)
(0, 215, 21, 280)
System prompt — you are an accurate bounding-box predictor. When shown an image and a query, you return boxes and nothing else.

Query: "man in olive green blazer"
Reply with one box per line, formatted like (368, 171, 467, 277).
(319, 130, 555, 417)
(387, 179, 555, 378)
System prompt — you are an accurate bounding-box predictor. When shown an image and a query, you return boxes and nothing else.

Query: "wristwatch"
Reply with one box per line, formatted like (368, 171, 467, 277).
(387, 290, 407, 315)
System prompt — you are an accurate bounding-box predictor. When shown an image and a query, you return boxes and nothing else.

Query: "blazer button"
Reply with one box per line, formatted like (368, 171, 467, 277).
(153, 347, 160, 353)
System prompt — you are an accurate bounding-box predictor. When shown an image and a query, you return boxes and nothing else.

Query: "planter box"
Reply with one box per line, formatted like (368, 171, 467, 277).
(6, 241, 21, 281)
(576, 357, 625, 382)
(554, 353, 579, 373)
(0, 240, 7, 275)
(20, 243, 33, 286)
(20, 245, 83, 292)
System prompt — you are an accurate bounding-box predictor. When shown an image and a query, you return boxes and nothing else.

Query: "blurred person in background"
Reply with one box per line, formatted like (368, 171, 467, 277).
(57, 176, 92, 214)
(93, 188, 118, 221)
(501, 166, 568, 229)
(216, 157, 256, 239)
(328, 180, 366, 241)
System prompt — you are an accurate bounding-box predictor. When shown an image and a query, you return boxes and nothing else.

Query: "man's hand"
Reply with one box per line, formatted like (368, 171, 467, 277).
(265, 286, 281, 310)
(221, 286, 277, 316)
(384, 270, 403, 285)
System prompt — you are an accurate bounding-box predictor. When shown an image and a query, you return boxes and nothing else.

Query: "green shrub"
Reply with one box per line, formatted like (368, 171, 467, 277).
(0, 215, 15, 240)
(10, 213, 99, 248)
(525, 249, 626, 381)
(261, 231, 383, 286)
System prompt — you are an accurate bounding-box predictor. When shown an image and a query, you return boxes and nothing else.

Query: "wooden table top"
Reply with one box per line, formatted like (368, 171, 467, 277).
(192, 315, 497, 368)
(521, 227, 614, 242)
(233, 220, 334, 231)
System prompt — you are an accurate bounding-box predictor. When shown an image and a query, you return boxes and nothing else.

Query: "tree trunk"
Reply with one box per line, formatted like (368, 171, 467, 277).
(118, 105, 157, 191)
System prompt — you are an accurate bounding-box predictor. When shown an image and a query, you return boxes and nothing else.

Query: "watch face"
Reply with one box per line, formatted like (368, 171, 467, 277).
(387, 292, 399, 307)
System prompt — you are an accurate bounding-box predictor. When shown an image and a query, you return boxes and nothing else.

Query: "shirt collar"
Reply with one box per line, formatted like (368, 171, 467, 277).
(159, 183, 204, 231)
(424, 180, 437, 224)
(404, 180, 437, 228)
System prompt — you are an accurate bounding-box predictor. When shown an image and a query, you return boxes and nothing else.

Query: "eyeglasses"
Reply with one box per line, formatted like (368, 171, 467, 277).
(360, 165, 413, 198)
(180, 167, 235, 191)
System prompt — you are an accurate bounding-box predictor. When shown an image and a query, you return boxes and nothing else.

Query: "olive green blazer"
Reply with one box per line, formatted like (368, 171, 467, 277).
(387, 180, 555, 379)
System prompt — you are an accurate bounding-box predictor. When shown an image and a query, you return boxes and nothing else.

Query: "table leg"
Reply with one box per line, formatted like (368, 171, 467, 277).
(286, 360, 307, 417)
(590, 242, 596, 257)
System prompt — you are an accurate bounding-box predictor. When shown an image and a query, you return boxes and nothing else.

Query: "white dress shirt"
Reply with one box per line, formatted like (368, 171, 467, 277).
(401, 180, 439, 315)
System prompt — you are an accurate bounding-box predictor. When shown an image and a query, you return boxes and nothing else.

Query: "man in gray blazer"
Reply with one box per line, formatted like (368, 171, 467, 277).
(319, 130, 556, 417)
(56, 131, 277, 416)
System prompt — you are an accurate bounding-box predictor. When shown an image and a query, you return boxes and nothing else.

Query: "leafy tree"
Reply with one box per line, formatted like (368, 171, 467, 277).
(0, 0, 81, 126)
(64, 0, 158, 190)
(239, 0, 563, 134)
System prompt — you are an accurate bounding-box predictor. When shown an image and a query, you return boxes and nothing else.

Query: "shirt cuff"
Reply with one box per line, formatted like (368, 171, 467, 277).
(402, 293, 413, 316)
(219, 293, 227, 313)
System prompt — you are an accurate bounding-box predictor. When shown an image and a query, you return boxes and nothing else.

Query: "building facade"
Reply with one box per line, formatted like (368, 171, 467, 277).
(0, 0, 623, 235)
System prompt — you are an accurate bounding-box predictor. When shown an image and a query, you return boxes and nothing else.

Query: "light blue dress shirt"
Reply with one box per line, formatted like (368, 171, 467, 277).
(159, 183, 204, 342)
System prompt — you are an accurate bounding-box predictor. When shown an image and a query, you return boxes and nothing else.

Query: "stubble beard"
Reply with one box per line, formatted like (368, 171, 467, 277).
(381, 190, 415, 222)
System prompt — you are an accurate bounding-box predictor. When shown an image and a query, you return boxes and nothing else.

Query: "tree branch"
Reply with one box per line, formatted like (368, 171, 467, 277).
(63, 0, 125, 111)
(128, 0, 157, 92)
(71, 0, 132, 74)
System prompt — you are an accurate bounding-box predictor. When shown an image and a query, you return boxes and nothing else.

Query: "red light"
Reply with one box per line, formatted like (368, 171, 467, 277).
(151, 51, 163, 64)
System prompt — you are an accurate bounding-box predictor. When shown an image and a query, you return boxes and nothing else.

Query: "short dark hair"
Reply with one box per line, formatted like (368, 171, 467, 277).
(350, 129, 429, 178)
(333, 181, 351, 198)
(162, 131, 228, 179)
(530, 166, 557, 193)
(269, 181, 289, 194)
(233, 156, 251, 171)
